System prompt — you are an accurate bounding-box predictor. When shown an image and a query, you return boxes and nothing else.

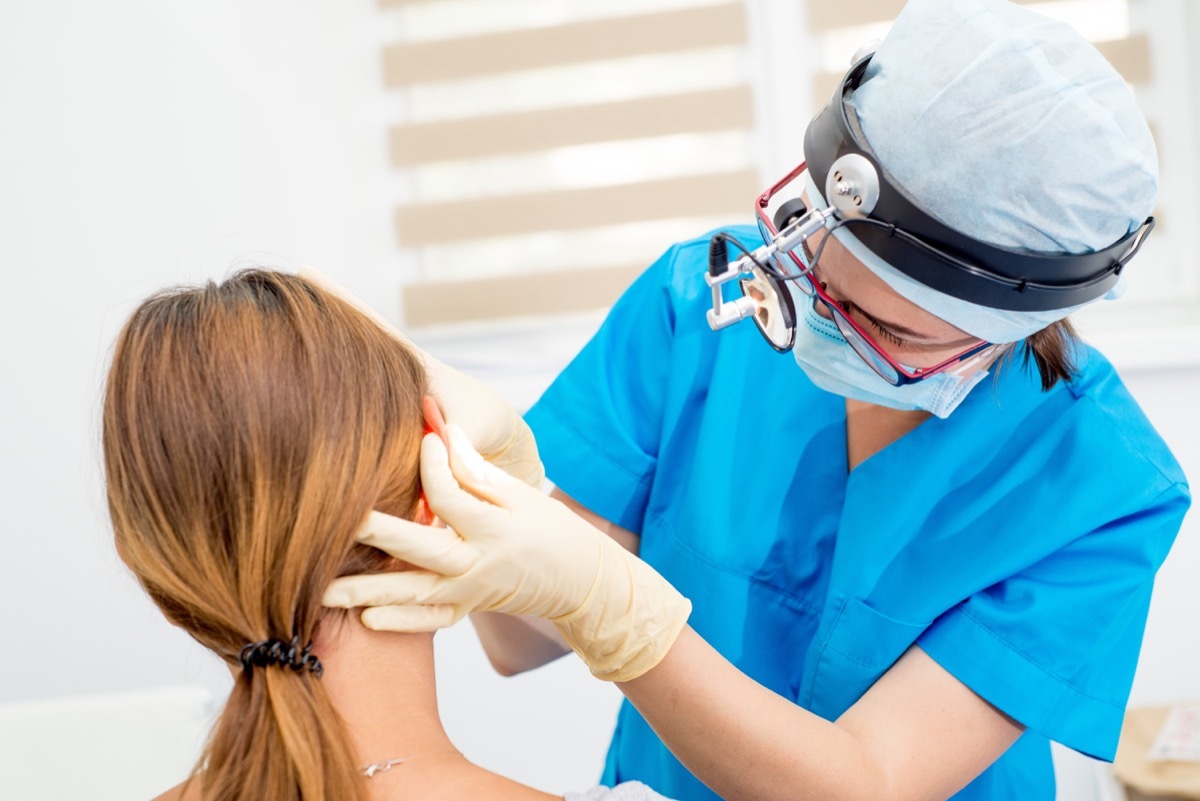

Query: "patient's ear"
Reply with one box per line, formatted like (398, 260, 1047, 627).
(415, 496, 440, 527)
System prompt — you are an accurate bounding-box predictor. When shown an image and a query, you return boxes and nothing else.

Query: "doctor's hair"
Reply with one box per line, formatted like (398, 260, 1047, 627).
(102, 269, 428, 801)
(1009, 318, 1079, 391)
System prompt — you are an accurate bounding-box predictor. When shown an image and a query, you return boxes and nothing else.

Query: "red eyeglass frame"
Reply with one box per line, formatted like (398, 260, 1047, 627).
(754, 161, 993, 386)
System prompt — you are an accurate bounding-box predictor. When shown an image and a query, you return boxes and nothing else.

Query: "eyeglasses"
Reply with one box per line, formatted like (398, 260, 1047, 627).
(747, 161, 993, 387)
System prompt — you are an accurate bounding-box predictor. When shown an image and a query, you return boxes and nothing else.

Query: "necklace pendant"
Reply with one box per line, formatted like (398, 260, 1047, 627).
(360, 757, 407, 778)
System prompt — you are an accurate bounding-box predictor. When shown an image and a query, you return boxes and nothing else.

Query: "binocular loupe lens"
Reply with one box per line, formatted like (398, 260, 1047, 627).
(739, 268, 795, 352)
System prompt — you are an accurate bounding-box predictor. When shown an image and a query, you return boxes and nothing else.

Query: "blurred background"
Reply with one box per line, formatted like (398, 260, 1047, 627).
(0, 1, 1196, 799)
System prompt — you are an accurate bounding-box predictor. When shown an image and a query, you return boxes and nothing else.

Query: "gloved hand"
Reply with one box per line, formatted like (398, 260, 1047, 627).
(297, 265, 545, 488)
(322, 425, 691, 682)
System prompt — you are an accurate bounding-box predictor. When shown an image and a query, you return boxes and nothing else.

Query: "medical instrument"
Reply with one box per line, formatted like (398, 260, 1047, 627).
(748, 160, 997, 385)
(707, 50, 1156, 357)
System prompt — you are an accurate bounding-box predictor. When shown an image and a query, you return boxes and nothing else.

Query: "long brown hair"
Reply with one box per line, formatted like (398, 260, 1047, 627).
(103, 269, 428, 800)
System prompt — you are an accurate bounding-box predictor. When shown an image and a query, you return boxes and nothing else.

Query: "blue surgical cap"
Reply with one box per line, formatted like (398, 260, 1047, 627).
(830, 0, 1158, 342)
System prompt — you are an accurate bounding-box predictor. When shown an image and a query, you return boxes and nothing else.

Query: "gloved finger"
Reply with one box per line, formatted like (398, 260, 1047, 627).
(419, 430, 518, 533)
(361, 604, 461, 633)
(357, 510, 478, 576)
(323, 570, 461, 608)
(441, 424, 535, 510)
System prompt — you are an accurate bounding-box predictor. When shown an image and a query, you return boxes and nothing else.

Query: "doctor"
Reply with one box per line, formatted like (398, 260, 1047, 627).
(325, 1, 1190, 799)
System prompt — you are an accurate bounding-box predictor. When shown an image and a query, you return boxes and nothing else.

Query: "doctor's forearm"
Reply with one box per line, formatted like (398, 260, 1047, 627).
(619, 627, 884, 801)
(618, 628, 1019, 801)
(470, 488, 641, 676)
(469, 611, 570, 675)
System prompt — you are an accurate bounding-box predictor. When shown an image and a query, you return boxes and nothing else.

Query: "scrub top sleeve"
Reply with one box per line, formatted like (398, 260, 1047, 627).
(525, 248, 682, 534)
(917, 482, 1190, 761)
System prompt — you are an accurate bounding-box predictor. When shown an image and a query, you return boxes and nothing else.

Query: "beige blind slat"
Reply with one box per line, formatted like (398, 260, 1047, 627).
(389, 87, 754, 166)
(383, 4, 747, 87)
(403, 264, 644, 326)
(810, 73, 841, 110)
(807, 0, 1041, 32)
(1095, 35, 1152, 84)
(396, 170, 757, 246)
(812, 33, 1151, 100)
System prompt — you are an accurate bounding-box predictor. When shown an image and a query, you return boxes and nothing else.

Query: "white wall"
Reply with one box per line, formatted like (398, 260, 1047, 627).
(0, 2, 1196, 800)
(1118, 368, 1200, 706)
(0, 1, 616, 795)
(0, 0, 395, 700)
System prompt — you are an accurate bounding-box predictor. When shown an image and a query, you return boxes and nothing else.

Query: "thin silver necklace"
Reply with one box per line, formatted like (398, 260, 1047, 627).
(359, 750, 461, 779)
(359, 757, 406, 778)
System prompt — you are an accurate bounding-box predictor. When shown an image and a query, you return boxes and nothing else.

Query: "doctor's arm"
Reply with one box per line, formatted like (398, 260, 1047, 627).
(620, 630, 1023, 801)
(469, 490, 641, 675)
(476, 486, 1024, 799)
(324, 429, 1023, 800)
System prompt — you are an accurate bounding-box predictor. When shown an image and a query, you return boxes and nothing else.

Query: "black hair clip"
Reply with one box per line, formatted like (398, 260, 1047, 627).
(239, 634, 324, 678)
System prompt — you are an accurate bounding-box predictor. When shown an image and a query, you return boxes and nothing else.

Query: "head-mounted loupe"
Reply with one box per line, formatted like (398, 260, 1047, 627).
(706, 49, 1156, 350)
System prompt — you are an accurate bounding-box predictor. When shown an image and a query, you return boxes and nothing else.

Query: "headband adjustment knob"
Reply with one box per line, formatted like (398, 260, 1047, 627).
(826, 154, 879, 218)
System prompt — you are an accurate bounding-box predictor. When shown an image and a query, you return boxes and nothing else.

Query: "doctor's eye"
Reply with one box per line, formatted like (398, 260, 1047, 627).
(864, 316, 909, 347)
(844, 300, 909, 347)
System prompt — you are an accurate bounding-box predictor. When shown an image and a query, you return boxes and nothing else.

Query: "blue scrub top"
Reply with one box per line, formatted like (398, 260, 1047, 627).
(525, 226, 1191, 801)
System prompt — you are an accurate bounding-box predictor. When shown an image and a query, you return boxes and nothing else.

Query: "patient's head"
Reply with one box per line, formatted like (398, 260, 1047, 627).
(102, 269, 427, 800)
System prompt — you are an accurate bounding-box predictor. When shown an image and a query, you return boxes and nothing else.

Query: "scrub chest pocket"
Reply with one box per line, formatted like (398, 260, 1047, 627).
(805, 596, 931, 715)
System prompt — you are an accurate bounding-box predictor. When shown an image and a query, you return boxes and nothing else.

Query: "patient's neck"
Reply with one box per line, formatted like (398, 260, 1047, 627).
(315, 613, 457, 768)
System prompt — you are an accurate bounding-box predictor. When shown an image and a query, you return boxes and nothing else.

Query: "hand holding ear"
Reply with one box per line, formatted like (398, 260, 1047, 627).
(323, 425, 691, 682)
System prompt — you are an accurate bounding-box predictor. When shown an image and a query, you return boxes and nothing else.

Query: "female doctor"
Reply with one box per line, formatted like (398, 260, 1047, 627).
(324, 1, 1191, 799)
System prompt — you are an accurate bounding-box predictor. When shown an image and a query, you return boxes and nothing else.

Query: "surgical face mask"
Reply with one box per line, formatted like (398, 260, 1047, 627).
(789, 286, 989, 419)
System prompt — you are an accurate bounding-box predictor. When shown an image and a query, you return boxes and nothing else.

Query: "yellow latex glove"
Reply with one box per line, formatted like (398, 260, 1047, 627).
(323, 425, 691, 683)
(297, 265, 545, 488)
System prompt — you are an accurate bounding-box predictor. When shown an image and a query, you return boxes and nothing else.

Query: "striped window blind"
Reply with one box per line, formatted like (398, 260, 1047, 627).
(380, 0, 758, 327)
(805, 0, 1150, 100)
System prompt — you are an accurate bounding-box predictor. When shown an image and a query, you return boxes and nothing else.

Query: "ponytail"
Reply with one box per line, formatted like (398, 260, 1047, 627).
(199, 666, 364, 801)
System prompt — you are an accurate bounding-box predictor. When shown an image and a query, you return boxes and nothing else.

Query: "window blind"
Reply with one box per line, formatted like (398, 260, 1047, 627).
(380, 0, 757, 327)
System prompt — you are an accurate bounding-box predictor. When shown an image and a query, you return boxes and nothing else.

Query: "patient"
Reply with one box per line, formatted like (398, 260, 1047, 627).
(102, 270, 665, 801)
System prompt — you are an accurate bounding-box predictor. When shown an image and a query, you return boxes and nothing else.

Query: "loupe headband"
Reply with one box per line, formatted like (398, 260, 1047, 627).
(803, 55, 1156, 312)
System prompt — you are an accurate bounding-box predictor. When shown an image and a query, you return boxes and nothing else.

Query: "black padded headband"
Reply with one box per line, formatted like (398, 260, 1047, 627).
(802, 55, 1155, 311)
